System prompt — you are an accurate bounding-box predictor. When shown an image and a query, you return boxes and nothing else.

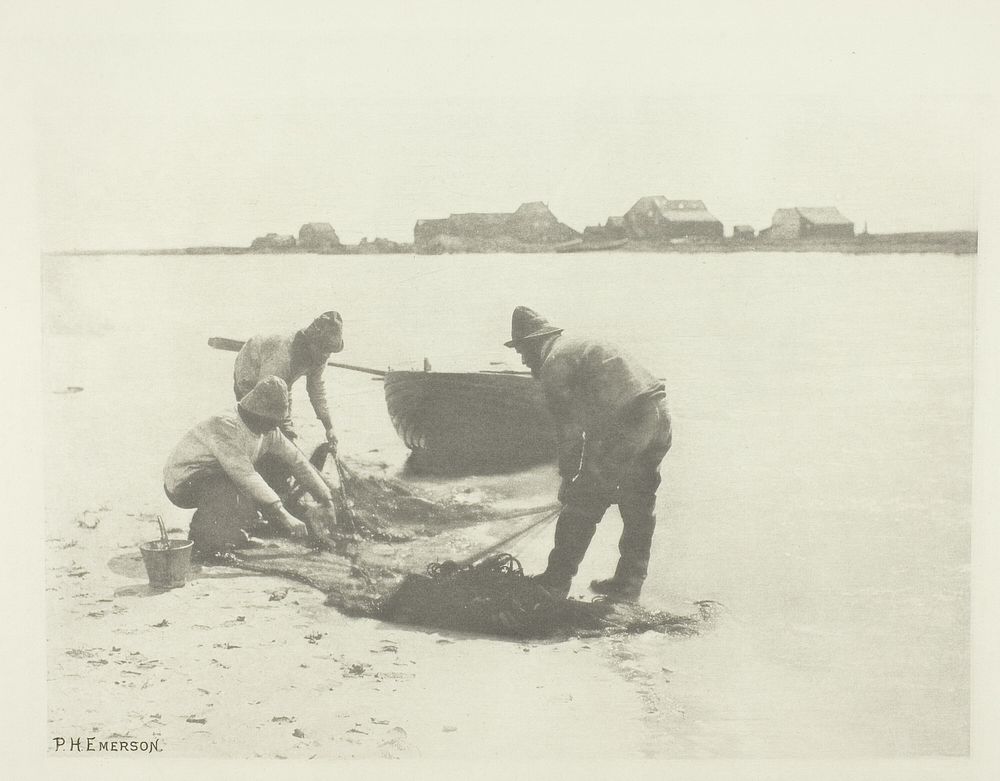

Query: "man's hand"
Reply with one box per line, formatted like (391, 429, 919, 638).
(315, 496, 337, 520)
(267, 503, 307, 538)
(278, 512, 308, 538)
(280, 422, 298, 441)
(304, 504, 338, 551)
(557, 434, 585, 480)
(324, 426, 338, 455)
(558, 477, 576, 505)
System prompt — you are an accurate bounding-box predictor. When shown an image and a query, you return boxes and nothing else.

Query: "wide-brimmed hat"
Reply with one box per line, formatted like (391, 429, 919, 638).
(303, 310, 344, 353)
(504, 306, 563, 348)
(238, 375, 289, 422)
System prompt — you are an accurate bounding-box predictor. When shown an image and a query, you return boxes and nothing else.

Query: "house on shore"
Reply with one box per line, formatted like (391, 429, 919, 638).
(505, 201, 580, 244)
(623, 197, 723, 240)
(413, 218, 452, 246)
(583, 216, 627, 242)
(732, 224, 756, 241)
(298, 222, 344, 253)
(413, 202, 579, 252)
(250, 233, 296, 252)
(441, 212, 511, 239)
(759, 207, 854, 241)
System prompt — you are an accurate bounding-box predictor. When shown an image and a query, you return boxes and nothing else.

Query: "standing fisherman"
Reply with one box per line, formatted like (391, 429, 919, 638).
(504, 306, 672, 601)
(163, 376, 336, 556)
(233, 310, 345, 451)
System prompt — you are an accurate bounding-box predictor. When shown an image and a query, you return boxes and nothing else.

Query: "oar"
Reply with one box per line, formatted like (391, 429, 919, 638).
(208, 337, 386, 377)
(209, 336, 533, 377)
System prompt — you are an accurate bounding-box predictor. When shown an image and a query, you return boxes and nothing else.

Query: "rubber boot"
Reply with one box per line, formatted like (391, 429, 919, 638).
(589, 576, 642, 602)
(534, 505, 604, 598)
(592, 531, 652, 602)
(590, 482, 658, 602)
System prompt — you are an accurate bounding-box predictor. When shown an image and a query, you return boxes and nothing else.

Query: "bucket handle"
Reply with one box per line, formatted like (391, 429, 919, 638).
(156, 515, 169, 545)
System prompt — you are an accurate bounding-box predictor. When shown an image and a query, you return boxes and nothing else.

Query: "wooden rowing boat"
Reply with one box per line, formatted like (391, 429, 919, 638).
(209, 337, 557, 473)
(383, 369, 557, 473)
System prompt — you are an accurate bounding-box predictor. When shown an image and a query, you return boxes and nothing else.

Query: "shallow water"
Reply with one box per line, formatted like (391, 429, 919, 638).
(42, 251, 973, 756)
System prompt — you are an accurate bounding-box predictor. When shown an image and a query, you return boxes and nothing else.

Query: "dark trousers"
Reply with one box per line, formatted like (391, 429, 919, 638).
(544, 398, 672, 589)
(165, 472, 260, 554)
(256, 454, 294, 497)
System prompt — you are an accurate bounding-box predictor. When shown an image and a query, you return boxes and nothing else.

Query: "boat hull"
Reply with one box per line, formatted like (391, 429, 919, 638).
(383, 371, 557, 473)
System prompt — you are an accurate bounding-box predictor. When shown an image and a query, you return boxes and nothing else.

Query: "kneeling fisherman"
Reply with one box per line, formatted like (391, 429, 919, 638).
(164, 375, 335, 555)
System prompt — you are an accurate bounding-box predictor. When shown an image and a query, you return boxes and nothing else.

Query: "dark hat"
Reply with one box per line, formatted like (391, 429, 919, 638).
(504, 306, 563, 348)
(303, 310, 344, 353)
(237, 376, 289, 422)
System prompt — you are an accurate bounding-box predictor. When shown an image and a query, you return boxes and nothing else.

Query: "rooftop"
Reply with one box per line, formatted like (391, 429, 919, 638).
(796, 207, 852, 225)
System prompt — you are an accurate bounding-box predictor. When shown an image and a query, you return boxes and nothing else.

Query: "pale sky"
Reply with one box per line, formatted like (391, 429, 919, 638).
(16, 1, 995, 250)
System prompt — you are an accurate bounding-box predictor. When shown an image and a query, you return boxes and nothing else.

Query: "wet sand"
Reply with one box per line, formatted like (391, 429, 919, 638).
(42, 251, 973, 760)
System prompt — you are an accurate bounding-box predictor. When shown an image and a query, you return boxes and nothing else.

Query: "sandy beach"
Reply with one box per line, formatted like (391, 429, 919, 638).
(42, 251, 973, 761)
(45, 404, 710, 760)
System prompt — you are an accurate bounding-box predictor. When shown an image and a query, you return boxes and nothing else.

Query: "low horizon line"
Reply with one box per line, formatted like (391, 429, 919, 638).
(43, 227, 980, 257)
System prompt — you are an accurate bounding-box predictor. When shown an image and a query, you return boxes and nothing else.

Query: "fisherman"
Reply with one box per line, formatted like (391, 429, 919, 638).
(163, 375, 337, 556)
(233, 310, 345, 450)
(504, 306, 672, 602)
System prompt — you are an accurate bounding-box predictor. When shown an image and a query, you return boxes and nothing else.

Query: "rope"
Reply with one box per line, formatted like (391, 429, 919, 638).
(460, 507, 559, 568)
(418, 505, 560, 577)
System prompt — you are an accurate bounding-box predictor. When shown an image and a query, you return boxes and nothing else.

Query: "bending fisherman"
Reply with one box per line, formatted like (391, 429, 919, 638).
(504, 306, 672, 602)
(233, 310, 345, 451)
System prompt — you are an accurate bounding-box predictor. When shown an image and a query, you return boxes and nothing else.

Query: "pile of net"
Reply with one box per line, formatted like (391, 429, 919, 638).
(378, 554, 719, 639)
(228, 542, 719, 640)
(222, 451, 719, 640)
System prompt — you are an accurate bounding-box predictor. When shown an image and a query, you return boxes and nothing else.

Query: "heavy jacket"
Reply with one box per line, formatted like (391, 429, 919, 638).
(538, 335, 666, 477)
(163, 409, 333, 508)
(233, 332, 333, 428)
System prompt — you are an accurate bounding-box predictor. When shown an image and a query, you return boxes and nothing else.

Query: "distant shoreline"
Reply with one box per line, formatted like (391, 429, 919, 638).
(47, 230, 977, 257)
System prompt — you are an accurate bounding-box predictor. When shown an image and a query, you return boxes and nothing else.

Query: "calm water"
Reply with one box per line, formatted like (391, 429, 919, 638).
(43, 251, 973, 756)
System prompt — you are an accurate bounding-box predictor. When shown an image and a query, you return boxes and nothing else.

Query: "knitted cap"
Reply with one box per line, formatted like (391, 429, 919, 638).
(303, 310, 344, 353)
(237, 375, 289, 422)
(504, 306, 563, 348)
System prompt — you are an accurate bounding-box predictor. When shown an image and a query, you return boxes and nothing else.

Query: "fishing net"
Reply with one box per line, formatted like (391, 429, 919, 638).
(379, 554, 716, 639)
(226, 537, 718, 640)
(221, 452, 719, 640)
(333, 457, 509, 531)
(283, 448, 522, 543)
